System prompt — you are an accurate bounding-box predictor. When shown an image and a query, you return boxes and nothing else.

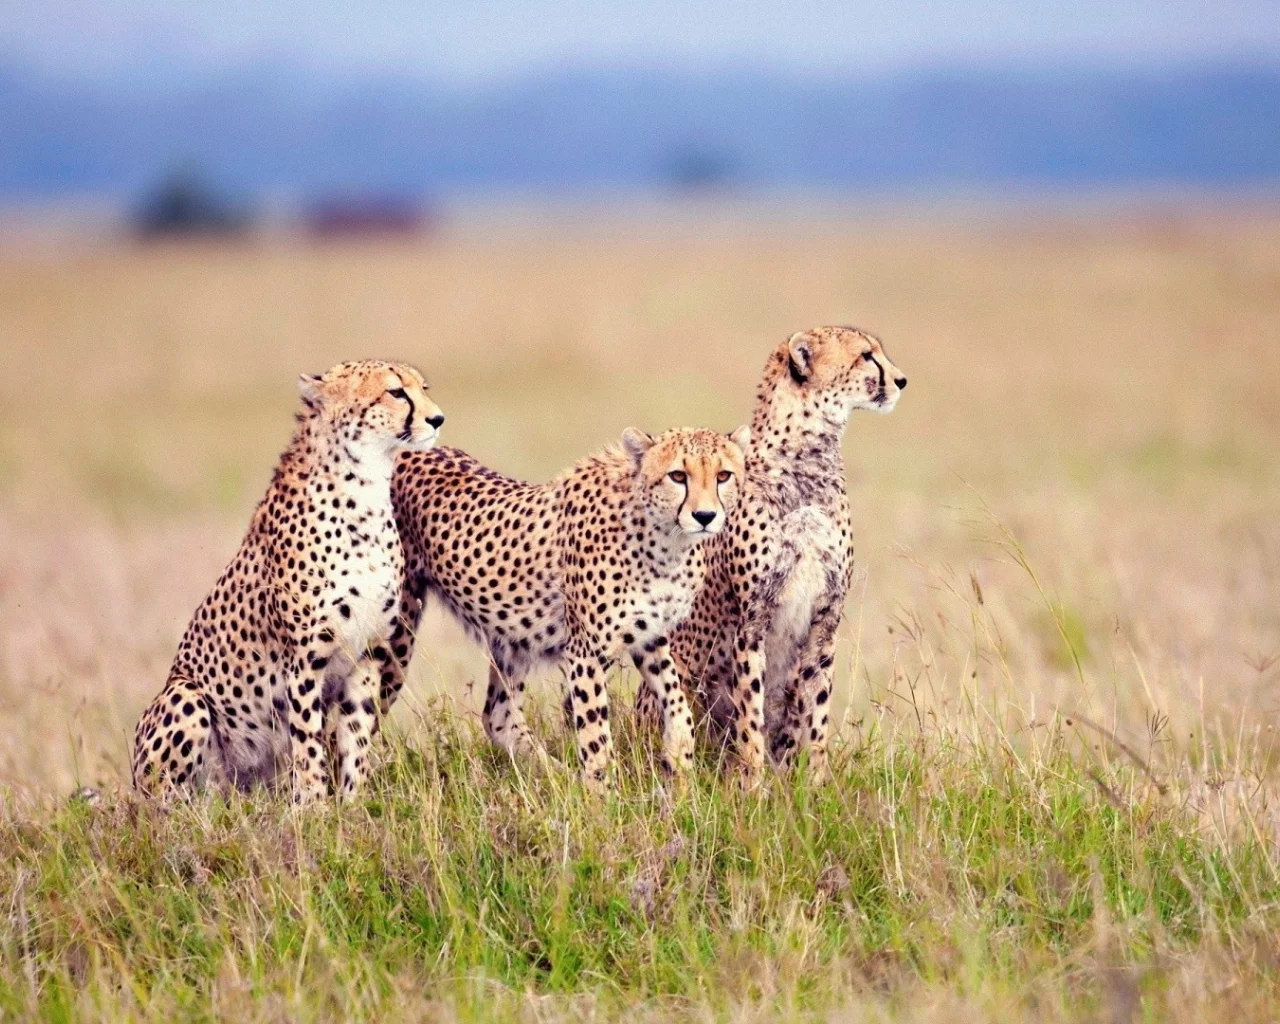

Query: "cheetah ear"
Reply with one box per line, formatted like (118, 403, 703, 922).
(621, 427, 655, 466)
(297, 373, 324, 402)
(728, 425, 752, 452)
(786, 332, 814, 384)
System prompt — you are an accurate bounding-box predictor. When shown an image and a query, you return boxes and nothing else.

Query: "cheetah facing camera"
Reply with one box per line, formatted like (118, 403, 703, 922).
(131, 360, 445, 802)
(640, 326, 906, 782)
(387, 425, 750, 790)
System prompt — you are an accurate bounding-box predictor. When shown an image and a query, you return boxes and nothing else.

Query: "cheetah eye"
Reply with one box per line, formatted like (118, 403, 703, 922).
(668, 470, 687, 485)
(716, 470, 732, 484)
(387, 388, 408, 401)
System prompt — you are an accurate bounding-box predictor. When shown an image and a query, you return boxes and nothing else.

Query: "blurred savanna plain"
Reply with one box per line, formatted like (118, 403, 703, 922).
(2, 208, 1280, 1020)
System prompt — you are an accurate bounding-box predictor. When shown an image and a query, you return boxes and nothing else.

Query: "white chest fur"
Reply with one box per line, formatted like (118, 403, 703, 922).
(764, 505, 842, 689)
(639, 575, 696, 632)
(332, 549, 399, 652)
(320, 475, 401, 657)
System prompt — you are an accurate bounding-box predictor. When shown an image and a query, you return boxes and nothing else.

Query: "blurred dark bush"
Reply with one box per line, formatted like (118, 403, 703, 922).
(133, 167, 252, 239)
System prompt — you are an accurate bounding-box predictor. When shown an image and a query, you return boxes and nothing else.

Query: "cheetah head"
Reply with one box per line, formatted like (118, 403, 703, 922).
(298, 359, 444, 458)
(621, 425, 750, 538)
(779, 326, 907, 425)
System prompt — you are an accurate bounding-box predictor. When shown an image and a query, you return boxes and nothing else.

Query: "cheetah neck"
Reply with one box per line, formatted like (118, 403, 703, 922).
(279, 416, 398, 531)
(749, 385, 848, 510)
(628, 503, 703, 579)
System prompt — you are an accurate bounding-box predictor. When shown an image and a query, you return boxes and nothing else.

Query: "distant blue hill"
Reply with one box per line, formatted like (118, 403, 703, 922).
(1, 60, 1278, 204)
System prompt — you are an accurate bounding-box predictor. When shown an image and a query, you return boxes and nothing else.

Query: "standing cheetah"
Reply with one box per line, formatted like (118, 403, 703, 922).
(641, 327, 906, 781)
(386, 426, 749, 789)
(131, 360, 445, 802)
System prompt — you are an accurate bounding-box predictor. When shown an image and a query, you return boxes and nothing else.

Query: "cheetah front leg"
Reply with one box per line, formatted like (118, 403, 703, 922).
(562, 637, 614, 794)
(375, 578, 426, 720)
(728, 617, 769, 783)
(770, 604, 841, 781)
(333, 659, 380, 798)
(630, 638, 695, 776)
(631, 642, 689, 729)
(286, 656, 332, 803)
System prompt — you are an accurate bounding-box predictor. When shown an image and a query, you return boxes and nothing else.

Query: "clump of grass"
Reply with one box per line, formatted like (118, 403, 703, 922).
(2, 704, 1278, 1022)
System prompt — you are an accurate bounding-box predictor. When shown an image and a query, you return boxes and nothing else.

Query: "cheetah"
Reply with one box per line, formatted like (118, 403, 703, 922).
(639, 326, 906, 782)
(131, 360, 445, 802)
(385, 426, 749, 789)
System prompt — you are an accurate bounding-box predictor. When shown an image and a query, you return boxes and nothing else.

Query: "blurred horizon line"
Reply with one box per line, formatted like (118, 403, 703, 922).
(7, 191, 1280, 248)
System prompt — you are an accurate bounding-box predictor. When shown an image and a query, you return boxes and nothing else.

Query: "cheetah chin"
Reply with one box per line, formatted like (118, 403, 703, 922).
(872, 390, 900, 413)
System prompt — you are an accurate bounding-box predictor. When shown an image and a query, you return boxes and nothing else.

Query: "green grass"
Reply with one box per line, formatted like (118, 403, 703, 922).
(2, 708, 1277, 1022)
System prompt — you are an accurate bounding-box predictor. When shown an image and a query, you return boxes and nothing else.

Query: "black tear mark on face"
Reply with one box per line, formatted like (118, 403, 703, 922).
(863, 352, 887, 401)
(672, 466, 690, 525)
(400, 392, 415, 440)
(388, 379, 415, 440)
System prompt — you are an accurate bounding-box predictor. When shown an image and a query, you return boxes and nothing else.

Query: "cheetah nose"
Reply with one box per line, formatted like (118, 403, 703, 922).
(692, 510, 718, 527)
(894, 377, 907, 390)
(426, 414, 445, 429)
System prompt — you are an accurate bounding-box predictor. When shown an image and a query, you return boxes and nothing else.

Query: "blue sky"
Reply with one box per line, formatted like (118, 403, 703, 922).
(4, 0, 1280, 84)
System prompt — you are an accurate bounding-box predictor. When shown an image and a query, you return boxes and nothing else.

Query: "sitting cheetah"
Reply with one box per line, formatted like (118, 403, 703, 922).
(386, 426, 749, 789)
(640, 326, 906, 781)
(131, 360, 445, 801)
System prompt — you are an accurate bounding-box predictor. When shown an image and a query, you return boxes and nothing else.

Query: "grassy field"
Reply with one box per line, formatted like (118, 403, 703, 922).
(1, 208, 1279, 1020)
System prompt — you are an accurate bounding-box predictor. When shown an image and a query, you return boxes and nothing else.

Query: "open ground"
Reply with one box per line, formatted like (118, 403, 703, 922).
(1, 208, 1278, 1020)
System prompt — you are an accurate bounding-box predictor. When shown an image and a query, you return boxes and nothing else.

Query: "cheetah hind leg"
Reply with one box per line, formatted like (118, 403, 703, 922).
(321, 699, 342, 792)
(769, 608, 840, 783)
(484, 662, 543, 762)
(633, 685, 661, 729)
(131, 672, 217, 798)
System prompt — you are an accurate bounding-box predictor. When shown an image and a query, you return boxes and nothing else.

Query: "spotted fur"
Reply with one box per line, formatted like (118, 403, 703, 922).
(386, 426, 749, 790)
(639, 327, 906, 781)
(131, 360, 445, 802)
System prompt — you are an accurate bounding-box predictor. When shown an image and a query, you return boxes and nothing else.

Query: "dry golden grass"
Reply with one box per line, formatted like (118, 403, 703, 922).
(2, 210, 1276, 794)
(1, 208, 1279, 1020)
